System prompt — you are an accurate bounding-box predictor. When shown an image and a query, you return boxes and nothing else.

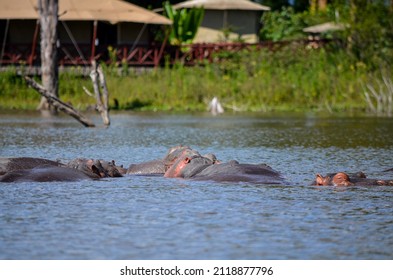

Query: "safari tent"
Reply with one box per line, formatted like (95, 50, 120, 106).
(0, 0, 171, 66)
(173, 0, 270, 43)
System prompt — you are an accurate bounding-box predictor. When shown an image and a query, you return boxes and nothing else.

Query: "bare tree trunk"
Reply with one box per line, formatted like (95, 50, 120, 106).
(318, 0, 327, 11)
(37, 0, 59, 114)
(87, 61, 110, 126)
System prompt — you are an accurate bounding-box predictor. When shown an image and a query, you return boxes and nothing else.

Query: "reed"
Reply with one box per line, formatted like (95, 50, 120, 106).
(363, 73, 393, 117)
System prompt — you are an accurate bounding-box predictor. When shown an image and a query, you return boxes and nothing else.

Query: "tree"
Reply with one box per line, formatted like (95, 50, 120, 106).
(31, 0, 109, 127)
(338, 0, 393, 67)
(163, 1, 204, 46)
(310, 0, 328, 13)
(37, 0, 59, 113)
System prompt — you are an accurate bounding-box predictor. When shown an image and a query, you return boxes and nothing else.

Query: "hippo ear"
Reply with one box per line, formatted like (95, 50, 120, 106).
(91, 165, 102, 177)
(316, 174, 328, 186)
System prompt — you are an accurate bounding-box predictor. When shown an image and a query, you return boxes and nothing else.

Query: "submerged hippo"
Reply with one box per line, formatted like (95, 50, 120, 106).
(0, 157, 63, 175)
(315, 172, 393, 186)
(164, 154, 284, 184)
(0, 165, 98, 183)
(66, 158, 124, 178)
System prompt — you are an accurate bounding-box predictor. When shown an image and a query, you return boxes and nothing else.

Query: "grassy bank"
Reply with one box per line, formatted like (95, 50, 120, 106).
(0, 44, 391, 114)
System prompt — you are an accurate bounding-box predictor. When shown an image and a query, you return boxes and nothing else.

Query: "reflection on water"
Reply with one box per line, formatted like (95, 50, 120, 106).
(0, 111, 393, 259)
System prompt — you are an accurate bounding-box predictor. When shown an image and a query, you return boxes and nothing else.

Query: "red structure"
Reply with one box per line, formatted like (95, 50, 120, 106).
(0, 39, 332, 68)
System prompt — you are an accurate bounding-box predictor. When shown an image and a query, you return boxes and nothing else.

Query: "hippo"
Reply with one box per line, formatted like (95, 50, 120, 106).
(315, 172, 393, 186)
(0, 157, 63, 175)
(0, 165, 98, 183)
(126, 145, 216, 175)
(0, 156, 125, 183)
(66, 158, 124, 178)
(164, 154, 284, 184)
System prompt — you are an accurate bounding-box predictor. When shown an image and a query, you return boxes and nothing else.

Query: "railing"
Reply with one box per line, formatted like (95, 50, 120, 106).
(0, 39, 334, 68)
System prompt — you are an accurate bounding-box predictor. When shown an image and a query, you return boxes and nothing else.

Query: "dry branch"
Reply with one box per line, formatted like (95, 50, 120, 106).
(25, 76, 95, 127)
(90, 60, 110, 126)
(82, 86, 94, 97)
(363, 74, 393, 117)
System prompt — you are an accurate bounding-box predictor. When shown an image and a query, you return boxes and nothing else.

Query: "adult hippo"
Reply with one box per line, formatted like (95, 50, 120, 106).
(0, 165, 98, 183)
(164, 154, 284, 184)
(126, 145, 217, 175)
(0, 156, 124, 182)
(315, 172, 393, 186)
(0, 157, 63, 175)
(66, 158, 124, 178)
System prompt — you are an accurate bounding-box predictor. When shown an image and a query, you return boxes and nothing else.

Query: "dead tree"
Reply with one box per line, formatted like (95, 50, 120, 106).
(37, 0, 59, 113)
(83, 60, 110, 126)
(25, 76, 95, 127)
(26, 2, 110, 127)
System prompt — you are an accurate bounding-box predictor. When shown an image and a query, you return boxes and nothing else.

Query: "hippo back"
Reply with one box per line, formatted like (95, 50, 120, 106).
(127, 160, 165, 175)
(0, 157, 63, 175)
(193, 161, 284, 184)
(0, 166, 96, 183)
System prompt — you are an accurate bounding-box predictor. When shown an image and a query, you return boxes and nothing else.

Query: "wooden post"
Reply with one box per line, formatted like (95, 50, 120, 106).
(28, 20, 40, 66)
(37, 0, 59, 114)
(155, 30, 169, 67)
(90, 20, 98, 62)
(0, 19, 10, 67)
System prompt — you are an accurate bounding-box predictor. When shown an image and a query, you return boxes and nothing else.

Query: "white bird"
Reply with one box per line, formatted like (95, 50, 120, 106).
(208, 97, 224, 115)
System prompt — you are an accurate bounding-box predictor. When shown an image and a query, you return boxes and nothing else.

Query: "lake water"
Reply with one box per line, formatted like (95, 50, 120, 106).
(0, 111, 392, 259)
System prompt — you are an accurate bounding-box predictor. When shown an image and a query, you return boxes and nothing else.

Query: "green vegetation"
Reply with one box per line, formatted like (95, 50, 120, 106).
(1, 43, 390, 113)
(162, 1, 204, 46)
(0, 1, 391, 114)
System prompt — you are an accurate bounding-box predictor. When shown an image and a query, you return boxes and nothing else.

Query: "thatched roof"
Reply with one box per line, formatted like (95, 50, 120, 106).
(0, 0, 172, 24)
(173, 0, 270, 11)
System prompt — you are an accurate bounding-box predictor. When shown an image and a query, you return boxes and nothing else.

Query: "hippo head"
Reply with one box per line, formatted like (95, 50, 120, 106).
(98, 160, 124, 177)
(164, 154, 213, 178)
(67, 158, 123, 178)
(332, 172, 353, 186)
(163, 146, 201, 171)
(315, 172, 353, 186)
(202, 153, 221, 164)
(67, 158, 106, 178)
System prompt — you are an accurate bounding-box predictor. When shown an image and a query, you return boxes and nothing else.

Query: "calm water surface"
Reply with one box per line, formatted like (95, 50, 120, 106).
(0, 111, 392, 259)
